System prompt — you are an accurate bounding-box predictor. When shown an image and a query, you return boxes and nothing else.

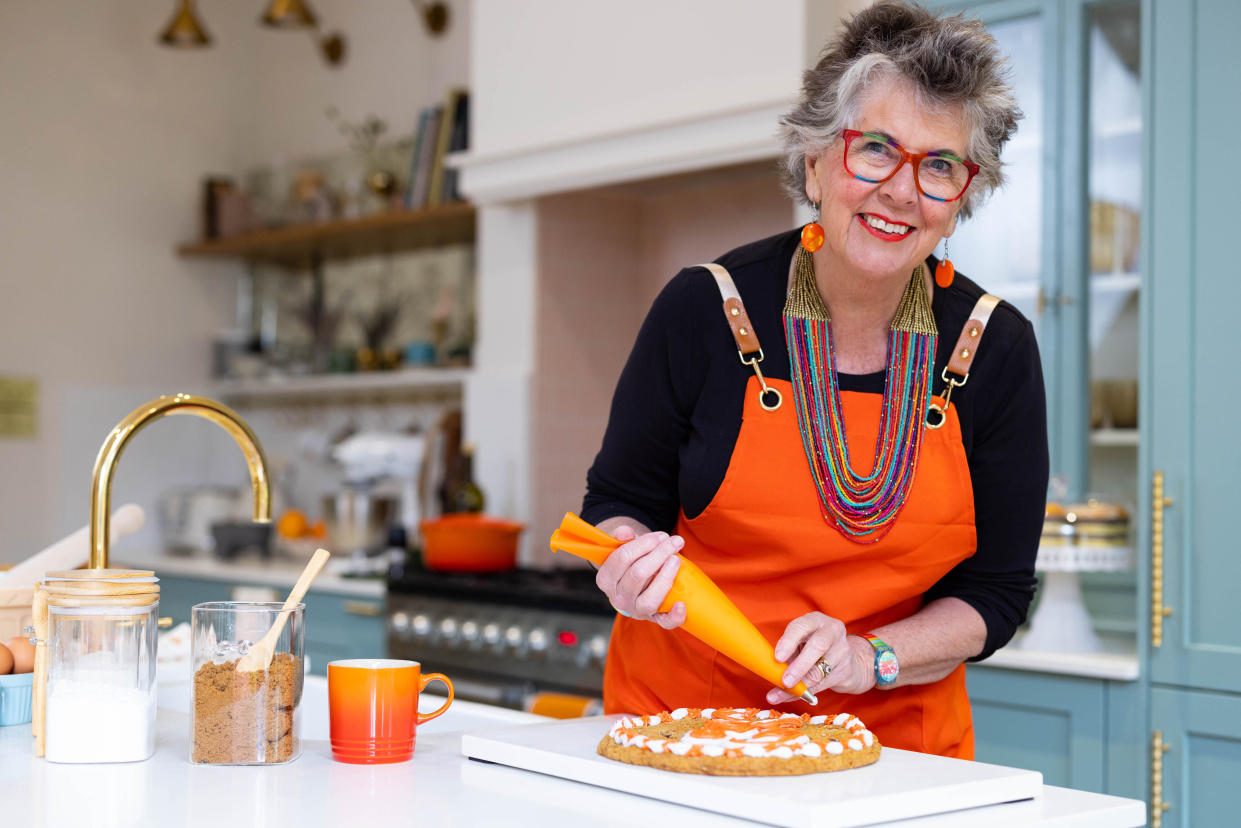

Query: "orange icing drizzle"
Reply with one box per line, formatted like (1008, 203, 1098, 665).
(687, 716, 807, 747)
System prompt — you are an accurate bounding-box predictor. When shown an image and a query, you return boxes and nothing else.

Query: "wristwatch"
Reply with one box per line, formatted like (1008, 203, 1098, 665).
(861, 634, 899, 686)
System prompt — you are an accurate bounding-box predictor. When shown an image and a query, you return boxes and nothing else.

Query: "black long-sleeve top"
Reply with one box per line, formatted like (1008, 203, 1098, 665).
(582, 228, 1048, 660)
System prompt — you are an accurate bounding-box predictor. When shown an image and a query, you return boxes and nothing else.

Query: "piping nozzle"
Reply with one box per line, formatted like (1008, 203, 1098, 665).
(800, 690, 818, 706)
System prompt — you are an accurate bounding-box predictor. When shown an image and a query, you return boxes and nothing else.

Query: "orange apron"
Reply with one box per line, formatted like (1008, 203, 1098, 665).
(603, 375, 979, 759)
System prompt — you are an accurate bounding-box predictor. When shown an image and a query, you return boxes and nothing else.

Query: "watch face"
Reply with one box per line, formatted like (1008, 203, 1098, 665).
(876, 650, 899, 683)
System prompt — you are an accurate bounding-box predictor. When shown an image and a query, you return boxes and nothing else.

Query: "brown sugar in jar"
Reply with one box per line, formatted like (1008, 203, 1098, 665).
(192, 653, 303, 764)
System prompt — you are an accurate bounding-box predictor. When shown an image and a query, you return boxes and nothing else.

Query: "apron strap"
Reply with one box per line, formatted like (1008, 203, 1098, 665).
(927, 293, 1002, 429)
(694, 263, 783, 412)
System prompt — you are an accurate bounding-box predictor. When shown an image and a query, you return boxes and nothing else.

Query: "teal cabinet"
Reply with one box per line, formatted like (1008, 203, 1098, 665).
(1150, 688, 1241, 828)
(968, 668, 1106, 792)
(1144, 2, 1241, 824)
(956, 0, 1241, 819)
(156, 574, 385, 676)
(1146, 0, 1241, 696)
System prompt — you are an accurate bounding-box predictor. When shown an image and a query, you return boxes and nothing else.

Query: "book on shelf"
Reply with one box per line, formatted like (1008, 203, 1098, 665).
(427, 88, 467, 207)
(442, 90, 470, 203)
(409, 104, 442, 210)
(404, 108, 431, 209)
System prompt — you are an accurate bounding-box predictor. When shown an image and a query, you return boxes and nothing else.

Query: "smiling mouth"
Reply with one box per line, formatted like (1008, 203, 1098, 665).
(858, 213, 914, 238)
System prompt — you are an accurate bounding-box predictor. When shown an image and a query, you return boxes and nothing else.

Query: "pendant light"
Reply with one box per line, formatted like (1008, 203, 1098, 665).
(158, 0, 211, 48)
(260, 0, 319, 29)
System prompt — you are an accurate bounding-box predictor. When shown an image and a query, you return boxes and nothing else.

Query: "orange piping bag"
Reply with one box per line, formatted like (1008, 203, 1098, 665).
(549, 513, 817, 706)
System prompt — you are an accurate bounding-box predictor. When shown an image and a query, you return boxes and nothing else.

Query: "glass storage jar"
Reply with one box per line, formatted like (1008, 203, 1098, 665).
(190, 601, 305, 764)
(35, 570, 159, 764)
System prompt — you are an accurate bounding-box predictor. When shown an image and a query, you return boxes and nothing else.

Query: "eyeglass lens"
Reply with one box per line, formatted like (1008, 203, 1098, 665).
(845, 133, 970, 201)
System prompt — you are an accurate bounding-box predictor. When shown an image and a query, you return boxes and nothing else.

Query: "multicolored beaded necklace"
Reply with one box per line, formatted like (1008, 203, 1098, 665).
(782, 246, 938, 543)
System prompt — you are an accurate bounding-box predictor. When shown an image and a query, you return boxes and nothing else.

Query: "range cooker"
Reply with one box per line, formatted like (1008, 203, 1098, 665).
(385, 566, 615, 710)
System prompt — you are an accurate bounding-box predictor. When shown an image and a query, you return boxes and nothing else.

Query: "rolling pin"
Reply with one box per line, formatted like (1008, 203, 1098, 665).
(0, 504, 145, 588)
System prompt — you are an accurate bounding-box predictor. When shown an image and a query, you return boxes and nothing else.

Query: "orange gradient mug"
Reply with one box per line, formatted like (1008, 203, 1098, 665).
(327, 659, 454, 764)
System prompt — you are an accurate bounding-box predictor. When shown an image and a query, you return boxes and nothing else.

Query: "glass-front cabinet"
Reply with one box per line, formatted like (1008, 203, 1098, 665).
(941, 0, 1148, 805)
(945, 0, 1143, 643)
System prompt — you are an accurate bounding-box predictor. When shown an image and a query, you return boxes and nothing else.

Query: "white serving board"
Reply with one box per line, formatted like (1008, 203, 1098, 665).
(461, 716, 1042, 828)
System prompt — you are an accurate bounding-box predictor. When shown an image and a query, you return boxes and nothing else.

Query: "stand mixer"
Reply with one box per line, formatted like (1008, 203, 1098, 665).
(331, 432, 426, 570)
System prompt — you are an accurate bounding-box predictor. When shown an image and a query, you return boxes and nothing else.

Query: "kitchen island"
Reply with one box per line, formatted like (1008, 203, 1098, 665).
(0, 671, 1145, 827)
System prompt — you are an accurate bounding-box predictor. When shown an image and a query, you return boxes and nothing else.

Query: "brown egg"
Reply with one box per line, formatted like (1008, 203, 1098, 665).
(0, 642, 12, 675)
(5, 636, 35, 674)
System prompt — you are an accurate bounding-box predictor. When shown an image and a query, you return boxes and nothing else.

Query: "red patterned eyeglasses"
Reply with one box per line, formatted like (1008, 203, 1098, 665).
(840, 129, 979, 203)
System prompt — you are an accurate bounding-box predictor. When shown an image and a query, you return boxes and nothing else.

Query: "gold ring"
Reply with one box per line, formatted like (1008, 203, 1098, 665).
(814, 657, 832, 680)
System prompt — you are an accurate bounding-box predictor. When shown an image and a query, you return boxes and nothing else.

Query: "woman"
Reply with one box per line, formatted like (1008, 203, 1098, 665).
(581, 0, 1047, 760)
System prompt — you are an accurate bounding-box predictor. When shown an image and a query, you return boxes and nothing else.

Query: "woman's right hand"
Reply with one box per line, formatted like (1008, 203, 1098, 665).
(594, 524, 687, 630)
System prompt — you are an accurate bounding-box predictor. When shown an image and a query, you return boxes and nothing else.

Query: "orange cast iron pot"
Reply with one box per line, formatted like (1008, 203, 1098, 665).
(420, 514, 524, 571)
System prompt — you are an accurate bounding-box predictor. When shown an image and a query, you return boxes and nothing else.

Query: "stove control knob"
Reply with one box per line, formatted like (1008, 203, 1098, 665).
(527, 628, 548, 653)
(588, 635, 609, 663)
(412, 614, 432, 638)
(482, 622, 501, 645)
(504, 625, 524, 649)
(390, 611, 410, 635)
(438, 617, 459, 642)
(461, 620, 480, 643)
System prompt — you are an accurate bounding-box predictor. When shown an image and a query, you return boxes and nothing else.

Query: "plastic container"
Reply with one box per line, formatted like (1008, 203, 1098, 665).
(420, 514, 524, 571)
(0, 671, 34, 726)
(190, 601, 304, 765)
(40, 571, 160, 763)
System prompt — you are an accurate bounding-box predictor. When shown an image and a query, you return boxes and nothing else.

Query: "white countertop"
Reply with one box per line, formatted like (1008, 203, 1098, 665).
(0, 671, 1145, 827)
(974, 631, 1140, 681)
(115, 549, 386, 598)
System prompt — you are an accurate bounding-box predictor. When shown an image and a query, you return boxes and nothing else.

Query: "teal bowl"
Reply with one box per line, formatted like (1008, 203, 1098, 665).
(0, 671, 33, 726)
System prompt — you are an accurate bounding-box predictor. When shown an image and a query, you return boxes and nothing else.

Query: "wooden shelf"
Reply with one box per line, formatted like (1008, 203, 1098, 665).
(177, 203, 476, 267)
(212, 367, 470, 402)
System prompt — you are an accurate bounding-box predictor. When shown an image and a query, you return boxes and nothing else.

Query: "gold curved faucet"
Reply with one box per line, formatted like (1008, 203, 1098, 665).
(88, 394, 271, 569)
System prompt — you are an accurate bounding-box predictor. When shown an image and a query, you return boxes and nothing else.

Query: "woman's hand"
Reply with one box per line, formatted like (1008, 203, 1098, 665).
(594, 524, 687, 630)
(766, 613, 875, 704)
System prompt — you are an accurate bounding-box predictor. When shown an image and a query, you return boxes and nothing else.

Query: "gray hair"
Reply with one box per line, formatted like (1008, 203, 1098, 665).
(778, 1, 1021, 220)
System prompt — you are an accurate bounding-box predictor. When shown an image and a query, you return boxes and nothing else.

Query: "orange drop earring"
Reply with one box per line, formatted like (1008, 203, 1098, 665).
(935, 238, 955, 288)
(801, 202, 824, 252)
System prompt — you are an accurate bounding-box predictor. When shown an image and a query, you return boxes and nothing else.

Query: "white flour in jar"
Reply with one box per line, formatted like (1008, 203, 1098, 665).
(45, 670, 156, 763)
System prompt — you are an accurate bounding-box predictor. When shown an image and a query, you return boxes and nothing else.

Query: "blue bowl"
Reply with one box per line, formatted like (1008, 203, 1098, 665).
(0, 671, 33, 726)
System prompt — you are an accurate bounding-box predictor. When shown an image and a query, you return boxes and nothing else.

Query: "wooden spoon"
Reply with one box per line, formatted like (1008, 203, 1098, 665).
(236, 548, 331, 673)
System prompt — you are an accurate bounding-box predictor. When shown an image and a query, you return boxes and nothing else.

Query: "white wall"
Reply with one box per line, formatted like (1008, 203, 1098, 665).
(0, 0, 468, 565)
(470, 0, 807, 158)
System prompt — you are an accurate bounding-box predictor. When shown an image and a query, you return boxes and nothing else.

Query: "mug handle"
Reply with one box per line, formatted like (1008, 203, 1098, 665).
(417, 672, 455, 725)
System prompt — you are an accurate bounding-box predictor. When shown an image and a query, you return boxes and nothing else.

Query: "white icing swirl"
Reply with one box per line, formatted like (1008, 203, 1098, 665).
(848, 739, 863, 751)
(670, 708, 689, 721)
(799, 743, 823, 758)
(826, 741, 844, 755)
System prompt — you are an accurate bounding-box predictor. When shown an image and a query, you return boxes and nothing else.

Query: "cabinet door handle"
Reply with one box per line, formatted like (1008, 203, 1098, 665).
(1151, 471, 1175, 647)
(1151, 730, 1171, 828)
(343, 600, 382, 617)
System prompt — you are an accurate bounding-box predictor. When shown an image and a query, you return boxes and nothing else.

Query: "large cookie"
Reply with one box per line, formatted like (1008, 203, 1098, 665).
(597, 707, 881, 776)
